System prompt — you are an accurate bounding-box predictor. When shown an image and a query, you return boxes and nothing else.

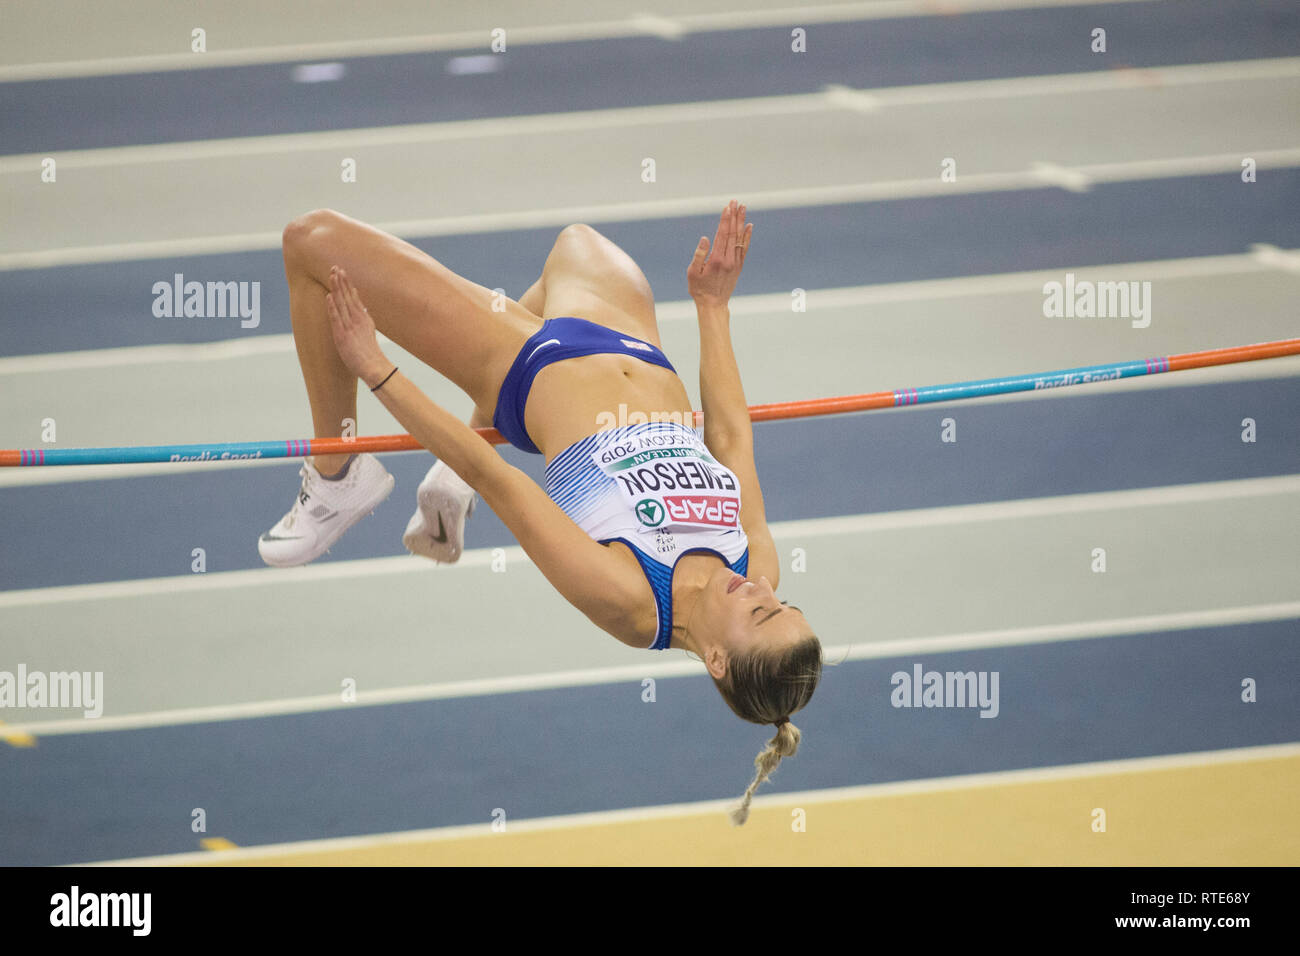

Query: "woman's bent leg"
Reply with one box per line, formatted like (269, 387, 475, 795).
(280, 208, 544, 471)
(286, 270, 360, 475)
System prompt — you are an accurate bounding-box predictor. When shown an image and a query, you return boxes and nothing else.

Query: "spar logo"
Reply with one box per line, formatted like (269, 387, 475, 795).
(635, 499, 666, 527)
(664, 494, 739, 528)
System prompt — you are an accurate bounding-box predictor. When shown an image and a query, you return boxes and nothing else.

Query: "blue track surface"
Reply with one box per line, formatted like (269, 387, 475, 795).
(3, 1, 1297, 152)
(2, 620, 1296, 865)
(4, 170, 1299, 356)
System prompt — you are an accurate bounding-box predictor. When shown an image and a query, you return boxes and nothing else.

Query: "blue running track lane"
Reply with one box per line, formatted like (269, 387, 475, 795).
(2, 0, 1298, 152)
(3, 170, 1299, 356)
(1, 620, 1296, 865)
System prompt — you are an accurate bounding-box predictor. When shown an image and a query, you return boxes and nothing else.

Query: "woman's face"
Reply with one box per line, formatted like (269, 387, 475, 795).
(693, 565, 811, 670)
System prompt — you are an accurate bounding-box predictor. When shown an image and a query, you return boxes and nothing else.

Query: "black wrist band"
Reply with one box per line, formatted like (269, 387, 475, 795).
(370, 366, 398, 392)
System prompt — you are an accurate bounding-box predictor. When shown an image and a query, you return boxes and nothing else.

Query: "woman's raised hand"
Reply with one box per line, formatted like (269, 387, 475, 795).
(325, 267, 392, 387)
(687, 200, 753, 308)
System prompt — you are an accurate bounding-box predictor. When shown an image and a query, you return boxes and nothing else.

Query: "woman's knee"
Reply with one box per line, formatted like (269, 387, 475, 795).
(544, 223, 620, 284)
(557, 222, 598, 242)
(548, 223, 601, 263)
(282, 209, 344, 271)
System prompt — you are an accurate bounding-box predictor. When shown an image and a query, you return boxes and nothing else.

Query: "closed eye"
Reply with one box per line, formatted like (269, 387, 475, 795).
(754, 601, 798, 626)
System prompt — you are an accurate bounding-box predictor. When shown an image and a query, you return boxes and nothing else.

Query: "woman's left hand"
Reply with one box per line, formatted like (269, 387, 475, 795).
(687, 199, 752, 308)
(325, 267, 392, 387)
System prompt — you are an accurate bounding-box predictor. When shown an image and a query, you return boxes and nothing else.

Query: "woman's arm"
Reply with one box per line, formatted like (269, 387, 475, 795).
(324, 267, 649, 645)
(695, 319, 781, 589)
(696, 301, 753, 454)
(323, 265, 500, 486)
(686, 202, 780, 586)
(688, 201, 755, 454)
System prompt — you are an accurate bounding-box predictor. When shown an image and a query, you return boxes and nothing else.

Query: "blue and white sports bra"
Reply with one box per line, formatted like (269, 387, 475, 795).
(544, 421, 750, 649)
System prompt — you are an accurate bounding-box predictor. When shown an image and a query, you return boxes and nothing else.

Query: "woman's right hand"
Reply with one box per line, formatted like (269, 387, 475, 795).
(325, 267, 392, 387)
(687, 200, 753, 308)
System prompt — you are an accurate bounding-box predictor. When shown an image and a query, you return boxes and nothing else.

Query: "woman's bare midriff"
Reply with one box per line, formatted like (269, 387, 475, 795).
(524, 353, 696, 465)
(523, 351, 721, 646)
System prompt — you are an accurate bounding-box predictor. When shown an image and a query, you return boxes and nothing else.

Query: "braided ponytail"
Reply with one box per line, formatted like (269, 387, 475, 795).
(728, 719, 801, 826)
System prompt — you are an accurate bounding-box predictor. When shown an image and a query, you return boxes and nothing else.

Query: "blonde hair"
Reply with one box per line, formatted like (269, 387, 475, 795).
(729, 719, 802, 825)
(711, 635, 823, 826)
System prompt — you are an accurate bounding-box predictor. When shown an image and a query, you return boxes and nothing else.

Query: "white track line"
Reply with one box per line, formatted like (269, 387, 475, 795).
(1251, 242, 1300, 274)
(7, 599, 1299, 738)
(3, 248, 1292, 378)
(78, 741, 1300, 866)
(3, 473, 1296, 610)
(3, 58, 1293, 174)
(6, 146, 1299, 272)
(0, 332, 298, 375)
(0, 550, 493, 610)
(775, 474, 1300, 534)
(0, 0, 1159, 83)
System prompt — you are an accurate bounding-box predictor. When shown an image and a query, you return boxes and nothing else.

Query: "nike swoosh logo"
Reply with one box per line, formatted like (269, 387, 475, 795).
(526, 338, 561, 362)
(430, 514, 448, 543)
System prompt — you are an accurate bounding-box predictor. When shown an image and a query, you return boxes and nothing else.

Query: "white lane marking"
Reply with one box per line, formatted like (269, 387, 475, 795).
(3, 57, 1294, 175)
(838, 600, 1300, 660)
(6, 146, 1300, 272)
(0, 550, 495, 609)
(822, 83, 882, 112)
(872, 56, 1300, 106)
(1, 0, 1160, 82)
(0, 333, 298, 375)
(11, 598, 1300, 738)
(3, 473, 1296, 609)
(629, 14, 686, 40)
(1030, 161, 1093, 192)
(1250, 243, 1300, 273)
(4, 248, 1291, 379)
(77, 742, 1300, 866)
(778, 474, 1300, 534)
(0, 330, 412, 375)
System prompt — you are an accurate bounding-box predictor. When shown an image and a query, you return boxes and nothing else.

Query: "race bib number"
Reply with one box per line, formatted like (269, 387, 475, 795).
(592, 431, 742, 533)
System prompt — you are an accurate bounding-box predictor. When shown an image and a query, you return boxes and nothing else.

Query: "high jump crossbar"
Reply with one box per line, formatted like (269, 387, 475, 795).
(2, 338, 1297, 467)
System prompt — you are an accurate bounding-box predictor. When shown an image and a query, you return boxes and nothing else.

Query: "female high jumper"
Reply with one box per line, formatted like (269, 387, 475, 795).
(258, 200, 823, 824)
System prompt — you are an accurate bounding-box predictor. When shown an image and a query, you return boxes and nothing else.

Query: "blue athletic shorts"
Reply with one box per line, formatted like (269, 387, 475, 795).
(493, 316, 677, 455)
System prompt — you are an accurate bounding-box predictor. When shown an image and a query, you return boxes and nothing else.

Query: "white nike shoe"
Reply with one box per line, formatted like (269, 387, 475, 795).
(403, 459, 477, 564)
(258, 453, 395, 567)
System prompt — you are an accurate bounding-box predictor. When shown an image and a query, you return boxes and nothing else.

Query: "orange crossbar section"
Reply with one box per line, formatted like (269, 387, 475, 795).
(1165, 337, 1300, 371)
(747, 337, 1300, 423)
